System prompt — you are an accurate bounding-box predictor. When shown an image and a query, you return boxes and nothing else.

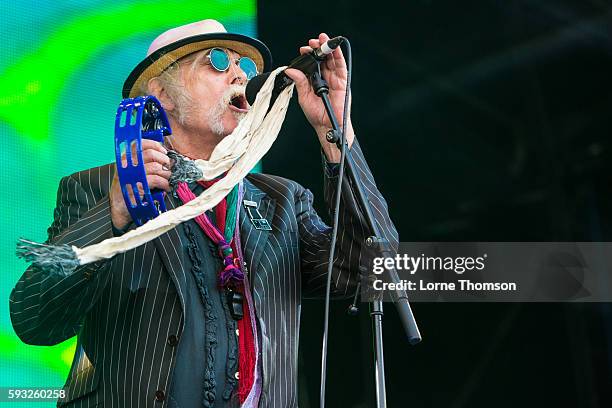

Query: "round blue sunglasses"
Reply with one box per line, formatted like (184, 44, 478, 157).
(207, 47, 258, 80)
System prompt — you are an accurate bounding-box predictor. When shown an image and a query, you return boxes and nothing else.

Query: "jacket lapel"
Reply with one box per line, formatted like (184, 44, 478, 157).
(107, 165, 187, 312)
(240, 178, 276, 281)
(152, 191, 188, 313)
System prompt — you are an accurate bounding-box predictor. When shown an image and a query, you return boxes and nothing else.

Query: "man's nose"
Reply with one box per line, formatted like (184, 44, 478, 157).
(229, 60, 247, 85)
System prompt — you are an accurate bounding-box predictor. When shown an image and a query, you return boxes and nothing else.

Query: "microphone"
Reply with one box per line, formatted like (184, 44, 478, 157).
(246, 36, 344, 106)
(311, 36, 344, 59)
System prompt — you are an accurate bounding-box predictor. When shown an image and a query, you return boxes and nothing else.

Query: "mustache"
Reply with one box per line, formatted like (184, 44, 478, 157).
(220, 84, 247, 105)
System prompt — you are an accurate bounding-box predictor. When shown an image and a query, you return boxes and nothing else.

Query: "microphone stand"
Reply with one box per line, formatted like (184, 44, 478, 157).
(304, 58, 422, 407)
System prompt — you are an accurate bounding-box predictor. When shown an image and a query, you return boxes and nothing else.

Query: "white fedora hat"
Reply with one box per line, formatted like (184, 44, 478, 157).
(123, 19, 272, 98)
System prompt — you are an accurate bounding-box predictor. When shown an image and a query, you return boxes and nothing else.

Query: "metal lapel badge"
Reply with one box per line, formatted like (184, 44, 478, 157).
(243, 200, 272, 231)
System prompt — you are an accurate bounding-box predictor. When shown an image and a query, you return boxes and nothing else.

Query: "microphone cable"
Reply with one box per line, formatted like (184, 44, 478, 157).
(320, 36, 351, 408)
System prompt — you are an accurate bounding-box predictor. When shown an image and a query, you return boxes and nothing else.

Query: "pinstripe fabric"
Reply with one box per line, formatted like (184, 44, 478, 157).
(9, 139, 397, 407)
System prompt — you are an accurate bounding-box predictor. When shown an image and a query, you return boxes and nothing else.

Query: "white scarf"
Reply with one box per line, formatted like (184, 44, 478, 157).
(76, 67, 293, 265)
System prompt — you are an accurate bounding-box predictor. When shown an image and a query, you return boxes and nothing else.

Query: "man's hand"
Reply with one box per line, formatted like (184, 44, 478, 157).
(109, 139, 172, 230)
(284, 33, 354, 163)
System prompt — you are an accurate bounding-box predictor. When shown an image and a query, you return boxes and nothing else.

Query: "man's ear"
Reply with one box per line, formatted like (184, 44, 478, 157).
(147, 78, 175, 112)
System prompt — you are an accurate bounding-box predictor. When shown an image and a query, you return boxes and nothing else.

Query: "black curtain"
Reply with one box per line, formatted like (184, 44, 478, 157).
(258, 1, 612, 406)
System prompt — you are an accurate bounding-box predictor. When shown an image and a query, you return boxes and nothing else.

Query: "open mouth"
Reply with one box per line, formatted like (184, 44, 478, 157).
(229, 93, 249, 113)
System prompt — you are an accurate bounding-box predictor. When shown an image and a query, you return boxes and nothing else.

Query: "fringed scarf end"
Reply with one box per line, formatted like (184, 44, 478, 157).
(16, 238, 80, 276)
(168, 150, 204, 191)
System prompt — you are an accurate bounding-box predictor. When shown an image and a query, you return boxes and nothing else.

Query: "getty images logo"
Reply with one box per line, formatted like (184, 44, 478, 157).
(372, 253, 487, 275)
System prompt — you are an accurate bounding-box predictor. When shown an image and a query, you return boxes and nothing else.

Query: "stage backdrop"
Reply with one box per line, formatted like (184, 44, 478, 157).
(0, 1, 257, 404)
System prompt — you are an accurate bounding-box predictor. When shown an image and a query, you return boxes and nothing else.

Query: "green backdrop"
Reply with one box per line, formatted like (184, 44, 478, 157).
(0, 1, 257, 404)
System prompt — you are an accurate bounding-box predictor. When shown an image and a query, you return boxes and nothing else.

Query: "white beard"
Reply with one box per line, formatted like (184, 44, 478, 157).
(207, 100, 227, 137)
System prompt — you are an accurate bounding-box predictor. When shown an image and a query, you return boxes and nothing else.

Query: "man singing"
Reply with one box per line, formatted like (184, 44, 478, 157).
(9, 19, 397, 407)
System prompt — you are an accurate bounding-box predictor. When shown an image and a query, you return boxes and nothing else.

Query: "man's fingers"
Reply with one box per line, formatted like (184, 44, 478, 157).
(284, 68, 311, 96)
(126, 175, 169, 205)
(142, 149, 171, 169)
(331, 45, 347, 70)
(312, 32, 346, 77)
(125, 140, 170, 169)
(308, 38, 320, 49)
(146, 175, 170, 192)
(129, 139, 167, 158)
(144, 162, 172, 179)
(299, 46, 313, 55)
(140, 139, 168, 154)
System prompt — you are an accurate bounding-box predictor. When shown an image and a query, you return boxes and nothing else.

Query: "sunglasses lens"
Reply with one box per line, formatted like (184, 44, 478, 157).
(239, 57, 258, 80)
(209, 48, 230, 71)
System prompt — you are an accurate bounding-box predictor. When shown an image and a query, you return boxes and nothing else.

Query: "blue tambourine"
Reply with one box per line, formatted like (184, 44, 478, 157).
(114, 96, 172, 226)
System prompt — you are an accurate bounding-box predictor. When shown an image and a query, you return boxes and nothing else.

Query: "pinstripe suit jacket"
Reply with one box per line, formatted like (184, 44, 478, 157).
(9, 140, 398, 408)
